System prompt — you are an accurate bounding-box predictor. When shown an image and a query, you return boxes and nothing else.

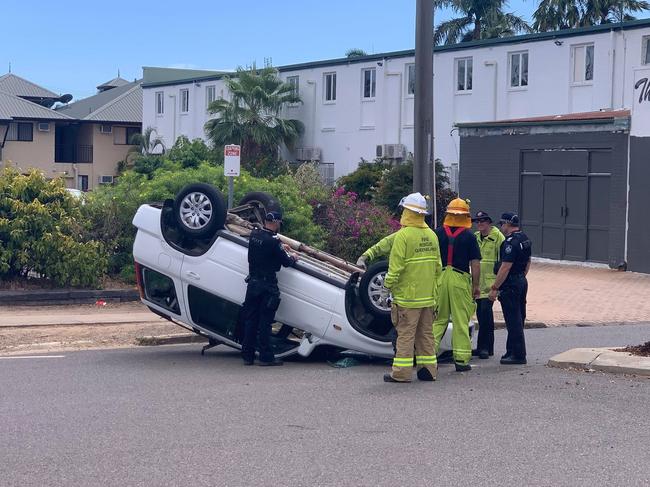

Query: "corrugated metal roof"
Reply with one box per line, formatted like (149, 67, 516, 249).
(457, 110, 631, 128)
(0, 90, 72, 121)
(56, 81, 142, 123)
(0, 73, 60, 99)
(97, 77, 130, 90)
(83, 83, 142, 123)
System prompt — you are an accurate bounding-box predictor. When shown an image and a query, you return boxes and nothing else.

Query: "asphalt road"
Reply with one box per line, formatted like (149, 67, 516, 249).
(1, 324, 649, 487)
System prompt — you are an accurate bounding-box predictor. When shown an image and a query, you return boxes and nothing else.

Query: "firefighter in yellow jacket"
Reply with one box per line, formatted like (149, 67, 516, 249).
(379, 192, 442, 383)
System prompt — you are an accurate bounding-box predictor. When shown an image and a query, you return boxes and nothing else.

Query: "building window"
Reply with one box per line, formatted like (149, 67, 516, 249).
(156, 91, 164, 115)
(642, 36, 650, 65)
(406, 64, 415, 95)
(78, 175, 89, 192)
(510, 51, 529, 88)
(572, 44, 594, 83)
(324, 72, 337, 102)
(287, 76, 299, 98)
(456, 57, 473, 92)
(180, 88, 189, 113)
(206, 85, 216, 109)
(362, 68, 376, 99)
(113, 126, 141, 145)
(100, 124, 112, 134)
(5, 122, 33, 142)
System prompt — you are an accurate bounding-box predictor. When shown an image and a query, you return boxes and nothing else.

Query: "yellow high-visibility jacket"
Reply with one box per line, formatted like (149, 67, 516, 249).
(384, 226, 442, 308)
(474, 226, 505, 298)
(362, 232, 397, 261)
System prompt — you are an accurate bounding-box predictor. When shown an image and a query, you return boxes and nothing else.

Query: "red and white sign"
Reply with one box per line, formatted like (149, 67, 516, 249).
(224, 144, 241, 176)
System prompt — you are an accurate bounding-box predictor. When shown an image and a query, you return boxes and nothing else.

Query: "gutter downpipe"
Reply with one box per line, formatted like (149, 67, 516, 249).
(484, 60, 498, 120)
(169, 94, 177, 145)
(624, 128, 631, 266)
(609, 29, 616, 109)
(306, 79, 317, 147)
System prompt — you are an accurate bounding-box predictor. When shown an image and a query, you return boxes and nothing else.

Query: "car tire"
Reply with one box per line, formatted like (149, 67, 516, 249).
(173, 183, 226, 239)
(238, 191, 282, 223)
(359, 260, 392, 319)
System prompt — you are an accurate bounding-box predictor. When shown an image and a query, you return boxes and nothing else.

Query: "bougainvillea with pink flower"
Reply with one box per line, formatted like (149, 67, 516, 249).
(314, 187, 400, 262)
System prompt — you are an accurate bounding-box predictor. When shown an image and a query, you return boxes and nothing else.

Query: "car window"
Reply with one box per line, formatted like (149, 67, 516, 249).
(143, 268, 180, 314)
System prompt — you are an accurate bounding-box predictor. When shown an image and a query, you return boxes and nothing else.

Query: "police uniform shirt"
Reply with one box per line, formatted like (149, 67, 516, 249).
(435, 227, 482, 273)
(248, 227, 296, 277)
(500, 231, 532, 276)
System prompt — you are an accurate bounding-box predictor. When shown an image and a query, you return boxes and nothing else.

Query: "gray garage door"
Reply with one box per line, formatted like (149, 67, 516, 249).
(520, 149, 611, 263)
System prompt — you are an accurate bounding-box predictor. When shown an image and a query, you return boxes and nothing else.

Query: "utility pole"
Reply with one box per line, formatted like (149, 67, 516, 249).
(414, 0, 437, 226)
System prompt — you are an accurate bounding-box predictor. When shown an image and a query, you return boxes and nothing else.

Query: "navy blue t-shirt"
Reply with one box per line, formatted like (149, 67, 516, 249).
(435, 227, 481, 273)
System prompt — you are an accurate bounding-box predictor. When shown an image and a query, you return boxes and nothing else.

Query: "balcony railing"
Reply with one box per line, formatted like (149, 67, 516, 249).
(55, 144, 93, 163)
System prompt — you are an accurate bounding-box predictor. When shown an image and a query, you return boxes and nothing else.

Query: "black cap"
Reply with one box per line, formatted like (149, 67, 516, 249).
(500, 212, 520, 226)
(471, 211, 492, 223)
(265, 211, 283, 222)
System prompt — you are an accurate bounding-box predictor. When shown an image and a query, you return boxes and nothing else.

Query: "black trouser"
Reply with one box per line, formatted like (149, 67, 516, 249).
(498, 274, 528, 359)
(476, 298, 495, 355)
(240, 278, 281, 363)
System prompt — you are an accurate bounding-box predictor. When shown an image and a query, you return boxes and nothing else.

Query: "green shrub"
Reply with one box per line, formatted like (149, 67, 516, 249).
(291, 162, 331, 204)
(337, 159, 389, 200)
(167, 136, 220, 168)
(375, 159, 457, 225)
(0, 169, 107, 287)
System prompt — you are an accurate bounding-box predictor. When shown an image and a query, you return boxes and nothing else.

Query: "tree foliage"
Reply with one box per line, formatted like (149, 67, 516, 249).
(533, 0, 649, 31)
(0, 169, 107, 287)
(204, 65, 304, 177)
(434, 0, 532, 45)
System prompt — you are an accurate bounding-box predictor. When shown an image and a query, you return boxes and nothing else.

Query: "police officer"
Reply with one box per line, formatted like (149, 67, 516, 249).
(488, 212, 532, 365)
(241, 210, 298, 366)
(471, 211, 505, 359)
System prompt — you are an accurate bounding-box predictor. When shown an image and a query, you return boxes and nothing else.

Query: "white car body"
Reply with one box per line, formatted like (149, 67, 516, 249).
(132, 203, 468, 358)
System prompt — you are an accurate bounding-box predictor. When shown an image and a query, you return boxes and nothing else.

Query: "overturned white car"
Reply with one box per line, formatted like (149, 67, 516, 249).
(132, 183, 471, 359)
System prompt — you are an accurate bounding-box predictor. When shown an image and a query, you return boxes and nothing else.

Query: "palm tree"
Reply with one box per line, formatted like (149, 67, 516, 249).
(125, 127, 165, 165)
(533, 0, 649, 31)
(434, 0, 532, 45)
(204, 65, 304, 172)
(346, 48, 368, 58)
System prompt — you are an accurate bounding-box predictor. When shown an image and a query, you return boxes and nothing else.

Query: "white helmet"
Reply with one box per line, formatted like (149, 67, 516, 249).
(399, 192, 429, 214)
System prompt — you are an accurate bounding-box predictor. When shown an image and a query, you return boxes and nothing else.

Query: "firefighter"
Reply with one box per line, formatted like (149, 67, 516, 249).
(356, 233, 396, 269)
(240, 210, 298, 366)
(472, 211, 505, 359)
(433, 198, 481, 372)
(382, 192, 442, 383)
(489, 212, 532, 365)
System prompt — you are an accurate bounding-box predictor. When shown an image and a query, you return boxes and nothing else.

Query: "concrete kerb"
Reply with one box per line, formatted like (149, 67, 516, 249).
(548, 347, 650, 377)
(135, 334, 207, 346)
(0, 288, 140, 306)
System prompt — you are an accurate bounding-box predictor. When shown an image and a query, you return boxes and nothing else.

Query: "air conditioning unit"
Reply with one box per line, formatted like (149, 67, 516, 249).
(98, 175, 114, 184)
(38, 122, 50, 132)
(376, 144, 406, 160)
(295, 147, 321, 161)
(99, 125, 112, 134)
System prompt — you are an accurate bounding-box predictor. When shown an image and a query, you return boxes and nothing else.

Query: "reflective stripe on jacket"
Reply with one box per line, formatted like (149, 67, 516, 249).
(384, 226, 442, 308)
(474, 226, 505, 298)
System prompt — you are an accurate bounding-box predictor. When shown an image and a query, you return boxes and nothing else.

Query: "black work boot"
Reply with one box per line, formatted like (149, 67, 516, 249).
(455, 363, 472, 372)
(500, 356, 527, 365)
(383, 373, 409, 383)
(417, 368, 437, 381)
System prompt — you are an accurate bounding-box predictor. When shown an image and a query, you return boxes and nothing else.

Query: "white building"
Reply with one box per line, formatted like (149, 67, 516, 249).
(142, 19, 650, 184)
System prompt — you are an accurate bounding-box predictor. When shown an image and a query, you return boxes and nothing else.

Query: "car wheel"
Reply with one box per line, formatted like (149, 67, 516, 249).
(238, 191, 282, 224)
(359, 260, 391, 319)
(173, 183, 226, 239)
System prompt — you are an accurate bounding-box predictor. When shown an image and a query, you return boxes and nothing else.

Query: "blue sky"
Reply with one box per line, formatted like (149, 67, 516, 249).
(0, 0, 583, 100)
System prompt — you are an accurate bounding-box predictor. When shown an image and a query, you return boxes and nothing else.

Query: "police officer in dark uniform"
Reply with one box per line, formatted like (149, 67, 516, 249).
(241, 210, 298, 366)
(488, 212, 532, 365)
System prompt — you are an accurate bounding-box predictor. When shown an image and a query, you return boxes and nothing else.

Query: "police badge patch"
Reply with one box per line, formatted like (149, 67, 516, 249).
(505, 244, 513, 254)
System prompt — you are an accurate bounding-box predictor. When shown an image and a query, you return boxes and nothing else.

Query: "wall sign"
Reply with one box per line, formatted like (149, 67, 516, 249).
(631, 68, 650, 137)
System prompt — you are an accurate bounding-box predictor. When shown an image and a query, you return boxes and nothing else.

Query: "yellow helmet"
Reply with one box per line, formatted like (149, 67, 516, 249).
(446, 198, 471, 216)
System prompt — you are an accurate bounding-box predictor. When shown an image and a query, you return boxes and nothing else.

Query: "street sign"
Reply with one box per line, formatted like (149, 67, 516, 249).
(224, 145, 241, 177)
